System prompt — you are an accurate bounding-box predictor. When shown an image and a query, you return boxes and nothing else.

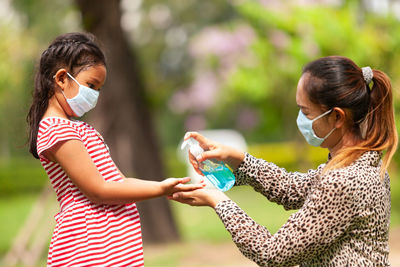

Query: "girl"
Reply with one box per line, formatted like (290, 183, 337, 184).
(27, 32, 203, 267)
(171, 56, 398, 266)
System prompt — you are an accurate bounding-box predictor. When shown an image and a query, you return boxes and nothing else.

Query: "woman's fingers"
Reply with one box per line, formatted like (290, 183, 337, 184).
(184, 131, 212, 150)
(196, 149, 223, 163)
(188, 151, 204, 175)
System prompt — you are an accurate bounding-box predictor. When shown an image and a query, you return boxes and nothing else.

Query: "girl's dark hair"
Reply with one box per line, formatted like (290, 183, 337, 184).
(27, 32, 106, 158)
(302, 56, 398, 177)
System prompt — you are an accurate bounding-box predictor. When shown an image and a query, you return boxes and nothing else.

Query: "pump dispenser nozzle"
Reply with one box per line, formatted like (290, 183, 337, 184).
(181, 138, 204, 158)
(181, 137, 235, 191)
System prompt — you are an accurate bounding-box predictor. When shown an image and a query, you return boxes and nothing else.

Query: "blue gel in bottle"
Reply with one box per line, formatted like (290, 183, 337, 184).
(181, 138, 235, 191)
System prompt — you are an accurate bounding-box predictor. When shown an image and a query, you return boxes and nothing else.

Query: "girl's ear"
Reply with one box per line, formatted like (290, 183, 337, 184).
(332, 107, 346, 129)
(54, 69, 68, 91)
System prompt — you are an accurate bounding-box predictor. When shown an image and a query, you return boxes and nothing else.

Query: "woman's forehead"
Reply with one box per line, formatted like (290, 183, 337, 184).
(296, 74, 323, 111)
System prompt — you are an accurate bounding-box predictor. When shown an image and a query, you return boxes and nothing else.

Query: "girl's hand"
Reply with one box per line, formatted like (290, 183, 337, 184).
(160, 177, 205, 196)
(184, 132, 245, 176)
(168, 188, 230, 208)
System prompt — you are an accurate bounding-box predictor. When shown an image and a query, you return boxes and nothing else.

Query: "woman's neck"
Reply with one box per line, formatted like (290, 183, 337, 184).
(328, 130, 361, 157)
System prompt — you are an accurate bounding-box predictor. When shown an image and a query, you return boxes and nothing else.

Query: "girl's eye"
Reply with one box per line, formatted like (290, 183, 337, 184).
(87, 83, 96, 89)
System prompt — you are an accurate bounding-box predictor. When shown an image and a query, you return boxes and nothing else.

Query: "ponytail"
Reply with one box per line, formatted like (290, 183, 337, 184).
(27, 32, 106, 158)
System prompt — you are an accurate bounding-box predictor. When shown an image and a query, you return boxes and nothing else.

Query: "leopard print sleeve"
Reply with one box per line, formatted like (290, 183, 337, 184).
(234, 153, 322, 210)
(215, 169, 357, 266)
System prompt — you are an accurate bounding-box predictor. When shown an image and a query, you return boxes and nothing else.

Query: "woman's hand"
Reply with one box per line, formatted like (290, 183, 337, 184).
(168, 188, 230, 208)
(160, 177, 206, 196)
(184, 131, 245, 176)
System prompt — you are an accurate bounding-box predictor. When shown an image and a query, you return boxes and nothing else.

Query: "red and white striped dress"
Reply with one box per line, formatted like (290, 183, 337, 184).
(37, 117, 144, 267)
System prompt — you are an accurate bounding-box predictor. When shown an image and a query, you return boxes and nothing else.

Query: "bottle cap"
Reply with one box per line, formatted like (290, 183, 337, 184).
(181, 138, 204, 158)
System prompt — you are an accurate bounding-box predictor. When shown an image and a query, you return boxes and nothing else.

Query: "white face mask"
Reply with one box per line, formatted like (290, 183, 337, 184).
(62, 72, 99, 117)
(296, 109, 336, 147)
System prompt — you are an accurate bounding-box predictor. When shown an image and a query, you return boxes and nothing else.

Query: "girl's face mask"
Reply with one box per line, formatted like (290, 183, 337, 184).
(62, 72, 99, 117)
(296, 109, 336, 147)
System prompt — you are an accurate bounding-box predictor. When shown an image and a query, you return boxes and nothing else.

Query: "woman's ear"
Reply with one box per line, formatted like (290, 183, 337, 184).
(332, 107, 346, 129)
(54, 69, 68, 91)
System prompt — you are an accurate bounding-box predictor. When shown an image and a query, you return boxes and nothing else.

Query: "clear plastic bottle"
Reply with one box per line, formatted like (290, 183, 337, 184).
(181, 138, 235, 191)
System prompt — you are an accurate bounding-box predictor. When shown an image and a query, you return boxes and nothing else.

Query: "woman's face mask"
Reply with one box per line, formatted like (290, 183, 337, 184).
(62, 72, 100, 117)
(296, 109, 336, 147)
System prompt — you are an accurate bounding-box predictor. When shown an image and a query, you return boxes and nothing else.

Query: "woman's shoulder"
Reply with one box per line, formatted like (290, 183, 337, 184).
(319, 151, 383, 193)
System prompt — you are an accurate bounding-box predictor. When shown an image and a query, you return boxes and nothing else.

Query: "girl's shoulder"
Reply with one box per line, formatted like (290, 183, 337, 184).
(39, 117, 93, 131)
(38, 117, 103, 143)
(37, 117, 92, 142)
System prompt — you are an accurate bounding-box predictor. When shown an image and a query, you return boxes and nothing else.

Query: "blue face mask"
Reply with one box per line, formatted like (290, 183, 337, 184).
(62, 72, 99, 117)
(296, 109, 336, 147)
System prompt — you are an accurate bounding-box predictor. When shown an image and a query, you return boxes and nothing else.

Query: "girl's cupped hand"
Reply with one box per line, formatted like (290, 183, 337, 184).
(161, 177, 206, 196)
(168, 187, 230, 208)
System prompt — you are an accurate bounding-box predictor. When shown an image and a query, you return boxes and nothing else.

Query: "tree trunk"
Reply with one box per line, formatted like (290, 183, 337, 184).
(75, 0, 179, 243)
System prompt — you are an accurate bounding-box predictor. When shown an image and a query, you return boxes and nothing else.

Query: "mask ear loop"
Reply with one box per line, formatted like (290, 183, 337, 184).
(322, 126, 336, 140)
(66, 72, 81, 86)
(314, 109, 335, 140)
(359, 118, 368, 139)
(311, 109, 333, 122)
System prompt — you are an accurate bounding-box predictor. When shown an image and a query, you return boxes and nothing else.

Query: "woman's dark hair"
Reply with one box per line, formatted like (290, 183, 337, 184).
(27, 32, 106, 158)
(302, 56, 398, 177)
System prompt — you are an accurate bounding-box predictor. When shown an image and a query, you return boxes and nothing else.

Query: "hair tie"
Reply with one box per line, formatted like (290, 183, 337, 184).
(362, 66, 373, 85)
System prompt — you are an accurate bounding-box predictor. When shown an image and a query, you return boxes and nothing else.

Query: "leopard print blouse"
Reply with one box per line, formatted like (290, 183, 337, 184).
(214, 151, 390, 266)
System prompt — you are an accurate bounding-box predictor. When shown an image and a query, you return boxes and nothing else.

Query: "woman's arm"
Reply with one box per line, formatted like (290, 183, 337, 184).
(44, 139, 204, 205)
(171, 171, 356, 266)
(184, 132, 319, 210)
(235, 153, 322, 210)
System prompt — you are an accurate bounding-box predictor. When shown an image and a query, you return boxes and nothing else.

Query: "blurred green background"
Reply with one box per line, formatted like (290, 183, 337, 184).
(1, 0, 399, 266)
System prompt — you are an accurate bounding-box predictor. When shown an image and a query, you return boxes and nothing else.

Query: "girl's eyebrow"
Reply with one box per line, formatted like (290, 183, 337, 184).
(88, 77, 101, 84)
(297, 104, 308, 110)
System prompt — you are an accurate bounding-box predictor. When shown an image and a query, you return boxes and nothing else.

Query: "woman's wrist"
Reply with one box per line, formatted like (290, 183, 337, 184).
(210, 190, 230, 208)
(226, 148, 245, 170)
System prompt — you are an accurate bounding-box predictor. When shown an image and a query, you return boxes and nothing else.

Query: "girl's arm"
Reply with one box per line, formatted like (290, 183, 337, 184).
(44, 139, 203, 205)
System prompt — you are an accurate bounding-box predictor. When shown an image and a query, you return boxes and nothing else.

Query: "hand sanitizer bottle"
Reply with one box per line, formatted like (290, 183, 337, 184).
(181, 138, 235, 191)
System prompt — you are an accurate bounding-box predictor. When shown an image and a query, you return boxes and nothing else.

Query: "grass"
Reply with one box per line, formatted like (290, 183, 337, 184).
(0, 193, 39, 254)
(171, 185, 295, 243)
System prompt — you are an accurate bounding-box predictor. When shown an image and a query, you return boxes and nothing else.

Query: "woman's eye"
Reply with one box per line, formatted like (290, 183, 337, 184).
(87, 83, 96, 89)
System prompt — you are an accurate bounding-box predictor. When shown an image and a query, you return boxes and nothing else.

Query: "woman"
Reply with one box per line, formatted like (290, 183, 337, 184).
(170, 56, 398, 266)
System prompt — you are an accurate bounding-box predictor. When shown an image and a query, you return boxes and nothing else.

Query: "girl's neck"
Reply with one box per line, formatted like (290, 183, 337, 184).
(43, 96, 70, 120)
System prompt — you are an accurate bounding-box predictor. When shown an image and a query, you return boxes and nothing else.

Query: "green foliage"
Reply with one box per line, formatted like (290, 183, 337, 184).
(210, 1, 400, 145)
(0, 24, 38, 157)
(0, 157, 47, 195)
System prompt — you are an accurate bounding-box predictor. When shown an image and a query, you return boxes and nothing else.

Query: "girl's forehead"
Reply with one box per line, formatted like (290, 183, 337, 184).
(77, 65, 107, 82)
